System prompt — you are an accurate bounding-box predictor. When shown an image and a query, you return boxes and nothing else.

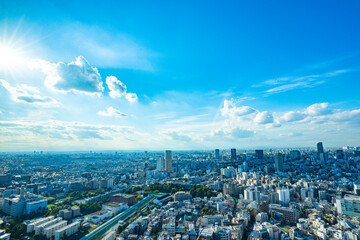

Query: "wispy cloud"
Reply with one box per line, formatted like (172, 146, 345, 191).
(0, 79, 59, 106)
(97, 106, 127, 118)
(260, 70, 347, 94)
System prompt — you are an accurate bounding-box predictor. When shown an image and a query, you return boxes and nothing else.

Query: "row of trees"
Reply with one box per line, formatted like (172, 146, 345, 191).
(189, 185, 216, 198)
(144, 183, 185, 194)
(0, 220, 26, 239)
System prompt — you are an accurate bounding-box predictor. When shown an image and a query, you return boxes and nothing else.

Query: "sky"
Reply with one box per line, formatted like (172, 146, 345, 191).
(0, 0, 360, 151)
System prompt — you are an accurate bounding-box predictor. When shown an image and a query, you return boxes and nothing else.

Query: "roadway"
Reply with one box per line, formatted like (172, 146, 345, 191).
(80, 193, 161, 240)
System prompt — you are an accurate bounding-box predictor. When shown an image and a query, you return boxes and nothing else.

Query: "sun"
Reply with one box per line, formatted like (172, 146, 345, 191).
(0, 44, 24, 71)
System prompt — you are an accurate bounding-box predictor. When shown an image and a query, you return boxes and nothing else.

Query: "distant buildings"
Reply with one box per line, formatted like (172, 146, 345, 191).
(255, 150, 264, 159)
(290, 150, 301, 160)
(165, 150, 173, 172)
(274, 153, 284, 172)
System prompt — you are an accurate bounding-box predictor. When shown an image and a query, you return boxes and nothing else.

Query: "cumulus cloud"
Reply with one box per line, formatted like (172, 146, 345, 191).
(30, 56, 104, 95)
(97, 106, 127, 118)
(106, 76, 138, 102)
(125, 93, 138, 102)
(221, 99, 256, 117)
(254, 111, 274, 124)
(0, 79, 59, 106)
(305, 102, 333, 116)
(279, 111, 306, 123)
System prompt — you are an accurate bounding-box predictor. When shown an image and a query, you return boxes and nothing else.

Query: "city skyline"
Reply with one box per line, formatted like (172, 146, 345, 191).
(1, 1, 360, 151)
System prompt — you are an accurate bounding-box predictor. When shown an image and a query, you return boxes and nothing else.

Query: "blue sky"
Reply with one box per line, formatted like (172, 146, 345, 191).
(0, 0, 360, 151)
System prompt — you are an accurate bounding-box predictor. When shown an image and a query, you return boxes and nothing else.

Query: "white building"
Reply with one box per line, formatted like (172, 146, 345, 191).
(0, 230, 10, 240)
(43, 221, 67, 239)
(277, 188, 290, 204)
(35, 217, 62, 235)
(102, 202, 128, 215)
(88, 209, 112, 224)
(26, 216, 55, 233)
(54, 222, 80, 240)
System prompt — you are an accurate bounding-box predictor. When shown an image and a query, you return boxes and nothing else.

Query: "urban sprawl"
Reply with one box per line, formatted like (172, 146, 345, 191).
(0, 142, 360, 240)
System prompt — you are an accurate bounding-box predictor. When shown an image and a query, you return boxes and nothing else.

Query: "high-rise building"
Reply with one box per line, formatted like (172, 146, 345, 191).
(157, 157, 165, 171)
(215, 149, 220, 159)
(255, 150, 264, 159)
(164, 150, 172, 172)
(317, 142, 325, 161)
(274, 153, 284, 172)
(317, 142, 324, 153)
(336, 149, 344, 159)
(290, 150, 301, 160)
(231, 148, 236, 160)
(277, 188, 290, 203)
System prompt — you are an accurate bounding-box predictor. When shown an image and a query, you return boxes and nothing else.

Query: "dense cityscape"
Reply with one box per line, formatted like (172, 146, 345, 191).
(0, 142, 359, 240)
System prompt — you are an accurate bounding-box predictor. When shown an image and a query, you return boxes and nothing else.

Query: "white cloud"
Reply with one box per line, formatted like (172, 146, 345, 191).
(125, 93, 138, 102)
(279, 111, 306, 123)
(0, 79, 59, 106)
(254, 111, 274, 124)
(221, 99, 255, 117)
(260, 70, 347, 94)
(97, 107, 127, 118)
(212, 127, 255, 138)
(106, 76, 138, 102)
(30, 56, 104, 95)
(305, 102, 333, 116)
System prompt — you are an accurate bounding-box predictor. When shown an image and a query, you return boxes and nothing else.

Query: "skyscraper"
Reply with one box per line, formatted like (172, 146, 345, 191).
(317, 142, 325, 161)
(275, 153, 284, 172)
(165, 150, 172, 172)
(231, 148, 236, 160)
(255, 149, 264, 159)
(215, 149, 220, 159)
(317, 142, 324, 154)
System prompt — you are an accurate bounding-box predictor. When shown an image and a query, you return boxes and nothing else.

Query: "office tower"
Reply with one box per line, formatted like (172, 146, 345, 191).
(275, 153, 284, 172)
(243, 161, 248, 172)
(290, 150, 301, 160)
(336, 149, 344, 159)
(231, 148, 236, 160)
(255, 149, 264, 159)
(164, 150, 172, 172)
(215, 149, 220, 159)
(317, 142, 325, 161)
(277, 188, 290, 203)
(157, 157, 165, 171)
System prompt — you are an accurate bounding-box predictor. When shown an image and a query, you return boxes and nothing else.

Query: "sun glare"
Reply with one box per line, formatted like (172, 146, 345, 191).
(0, 44, 24, 70)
